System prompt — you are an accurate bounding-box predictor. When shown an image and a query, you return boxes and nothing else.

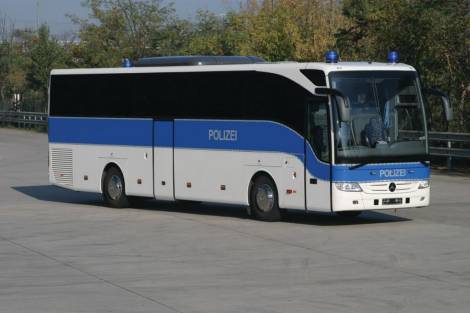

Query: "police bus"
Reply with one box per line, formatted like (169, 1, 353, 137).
(48, 52, 452, 220)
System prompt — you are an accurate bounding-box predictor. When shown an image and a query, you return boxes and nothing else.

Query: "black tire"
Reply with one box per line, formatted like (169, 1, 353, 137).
(336, 211, 363, 218)
(249, 175, 281, 222)
(102, 166, 129, 208)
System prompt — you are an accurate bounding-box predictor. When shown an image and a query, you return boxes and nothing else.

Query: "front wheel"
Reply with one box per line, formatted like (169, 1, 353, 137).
(102, 167, 129, 208)
(249, 175, 281, 222)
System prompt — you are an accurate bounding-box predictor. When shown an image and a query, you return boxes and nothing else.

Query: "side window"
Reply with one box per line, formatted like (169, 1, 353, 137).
(300, 69, 327, 86)
(307, 98, 330, 163)
(176, 72, 245, 119)
(244, 72, 308, 136)
(50, 74, 133, 117)
(133, 73, 179, 118)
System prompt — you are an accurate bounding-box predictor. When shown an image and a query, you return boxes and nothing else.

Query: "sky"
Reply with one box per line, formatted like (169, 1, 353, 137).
(0, 0, 240, 35)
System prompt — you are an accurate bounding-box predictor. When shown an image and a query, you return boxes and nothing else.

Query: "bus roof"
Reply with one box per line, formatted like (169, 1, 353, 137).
(51, 61, 416, 76)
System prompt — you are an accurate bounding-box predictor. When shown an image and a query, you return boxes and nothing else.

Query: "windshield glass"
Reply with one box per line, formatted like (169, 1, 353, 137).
(330, 71, 428, 164)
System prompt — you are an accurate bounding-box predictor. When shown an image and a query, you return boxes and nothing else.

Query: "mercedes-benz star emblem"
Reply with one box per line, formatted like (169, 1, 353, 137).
(389, 183, 397, 192)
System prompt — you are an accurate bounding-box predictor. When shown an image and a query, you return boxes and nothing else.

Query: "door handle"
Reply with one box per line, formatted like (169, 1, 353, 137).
(310, 178, 318, 185)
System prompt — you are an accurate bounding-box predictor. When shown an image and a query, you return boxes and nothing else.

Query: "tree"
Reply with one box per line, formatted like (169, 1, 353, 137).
(25, 24, 66, 111)
(0, 12, 14, 110)
(223, 0, 345, 62)
(71, 0, 177, 67)
(187, 11, 226, 55)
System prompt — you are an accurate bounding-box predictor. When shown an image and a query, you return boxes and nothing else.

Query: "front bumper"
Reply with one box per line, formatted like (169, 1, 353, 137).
(332, 181, 430, 212)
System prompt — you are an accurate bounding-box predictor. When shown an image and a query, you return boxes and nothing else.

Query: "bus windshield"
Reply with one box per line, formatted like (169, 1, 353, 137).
(330, 71, 428, 164)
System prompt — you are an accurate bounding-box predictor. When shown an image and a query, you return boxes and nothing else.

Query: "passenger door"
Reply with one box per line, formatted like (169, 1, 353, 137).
(305, 99, 332, 212)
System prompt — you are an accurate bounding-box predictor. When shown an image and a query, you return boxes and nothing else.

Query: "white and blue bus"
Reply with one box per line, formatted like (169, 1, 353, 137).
(48, 52, 452, 220)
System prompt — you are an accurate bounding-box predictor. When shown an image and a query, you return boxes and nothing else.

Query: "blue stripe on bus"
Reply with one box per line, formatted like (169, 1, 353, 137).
(48, 117, 429, 182)
(48, 117, 154, 147)
(332, 163, 430, 182)
(174, 120, 304, 154)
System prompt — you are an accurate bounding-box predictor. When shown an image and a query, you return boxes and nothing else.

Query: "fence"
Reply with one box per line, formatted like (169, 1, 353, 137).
(0, 111, 469, 168)
(0, 111, 48, 128)
(427, 132, 470, 169)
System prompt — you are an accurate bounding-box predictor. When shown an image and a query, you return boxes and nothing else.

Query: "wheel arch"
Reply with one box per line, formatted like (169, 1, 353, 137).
(101, 162, 124, 193)
(248, 170, 279, 206)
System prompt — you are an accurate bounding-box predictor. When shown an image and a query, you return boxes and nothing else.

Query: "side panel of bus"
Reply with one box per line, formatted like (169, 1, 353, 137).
(49, 117, 155, 198)
(173, 120, 249, 205)
(172, 119, 306, 210)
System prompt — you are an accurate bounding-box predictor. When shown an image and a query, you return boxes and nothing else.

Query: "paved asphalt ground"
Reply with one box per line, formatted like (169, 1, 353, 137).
(0, 128, 469, 313)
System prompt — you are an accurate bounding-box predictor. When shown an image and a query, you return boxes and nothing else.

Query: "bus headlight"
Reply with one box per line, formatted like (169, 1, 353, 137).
(335, 182, 362, 192)
(418, 180, 430, 189)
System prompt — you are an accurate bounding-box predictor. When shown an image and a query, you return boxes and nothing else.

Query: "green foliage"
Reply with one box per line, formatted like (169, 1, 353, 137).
(70, 0, 176, 67)
(225, 0, 343, 62)
(26, 25, 67, 106)
(0, 0, 468, 127)
(187, 11, 226, 55)
(338, 0, 470, 131)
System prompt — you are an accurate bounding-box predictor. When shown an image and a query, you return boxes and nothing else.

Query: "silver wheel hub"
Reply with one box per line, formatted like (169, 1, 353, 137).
(107, 175, 123, 200)
(256, 184, 275, 212)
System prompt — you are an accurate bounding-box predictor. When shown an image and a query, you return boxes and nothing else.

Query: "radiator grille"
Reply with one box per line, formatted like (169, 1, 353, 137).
(360, 181, 417, 194)
(51, 148, 73, 186)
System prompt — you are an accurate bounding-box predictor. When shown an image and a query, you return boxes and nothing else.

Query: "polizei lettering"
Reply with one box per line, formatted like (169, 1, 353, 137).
(379, 169, 407, 178)
(208, 129, 238, 142)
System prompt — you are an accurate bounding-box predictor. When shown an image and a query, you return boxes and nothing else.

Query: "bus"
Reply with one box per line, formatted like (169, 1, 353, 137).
(48, 52, 452, 221)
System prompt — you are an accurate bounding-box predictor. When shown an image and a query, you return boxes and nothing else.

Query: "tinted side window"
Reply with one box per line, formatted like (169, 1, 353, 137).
(177, 72, 246, 118)
(50, 74, 134, 117)
(133, 73, 179, 117)
(244, 72, 310, 135)
(301, 69, 327, 86)
(177, 71, 313, 135)
(50, 71, 321, 137)
(307, 98, 330, 163)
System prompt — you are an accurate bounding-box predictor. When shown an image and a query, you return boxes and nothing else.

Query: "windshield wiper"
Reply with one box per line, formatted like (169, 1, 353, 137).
(349, 163, 369, 170)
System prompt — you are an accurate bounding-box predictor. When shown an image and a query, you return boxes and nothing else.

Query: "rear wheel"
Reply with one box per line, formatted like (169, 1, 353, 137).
(336, 211, 362, 218)
(102, 166, 129, 208)
(249, 175, 281, 222)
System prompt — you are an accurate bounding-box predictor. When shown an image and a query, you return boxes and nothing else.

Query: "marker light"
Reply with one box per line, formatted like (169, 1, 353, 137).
(325, 50, 339, 63)
(387, 51, 400, 64)
(122, 58, 133, 68)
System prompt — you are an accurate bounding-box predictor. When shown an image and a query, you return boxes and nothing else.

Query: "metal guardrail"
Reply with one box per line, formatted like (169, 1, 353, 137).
(428, 131, 470, 169)
(399, 131, 470, 158)
(0, 111, 48, 127)
(401, 130, 470, 169)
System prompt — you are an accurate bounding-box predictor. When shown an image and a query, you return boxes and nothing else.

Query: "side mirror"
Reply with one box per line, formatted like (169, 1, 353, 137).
(423, 88, 453, 121)
(315, 87, 351, 122)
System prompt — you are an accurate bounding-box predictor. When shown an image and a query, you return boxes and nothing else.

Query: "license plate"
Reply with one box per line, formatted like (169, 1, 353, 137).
(382, 198, 403, 205)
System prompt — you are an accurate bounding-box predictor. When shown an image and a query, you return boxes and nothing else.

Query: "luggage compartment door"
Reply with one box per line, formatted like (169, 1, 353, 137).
(154, 120, 174, 201)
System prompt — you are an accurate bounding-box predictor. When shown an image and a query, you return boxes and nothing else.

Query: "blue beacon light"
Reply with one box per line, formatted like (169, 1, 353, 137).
(387, 51, 400, 64)
(122, 58, 133, 68)
(325, 50, 339, 63)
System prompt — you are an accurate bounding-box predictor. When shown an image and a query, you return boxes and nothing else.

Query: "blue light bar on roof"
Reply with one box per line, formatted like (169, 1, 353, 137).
(122, 58, 133, 68)
(325, 50, 339, 63)
(387, 51, 400, 64)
